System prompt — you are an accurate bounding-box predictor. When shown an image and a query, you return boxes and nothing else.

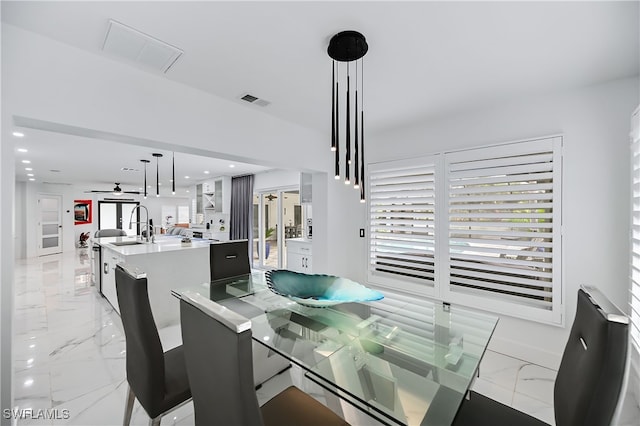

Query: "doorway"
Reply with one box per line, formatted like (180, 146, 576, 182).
(98, 201, 140, 235)
(252, 188, 301, 269)
(37, 194, 63, 256)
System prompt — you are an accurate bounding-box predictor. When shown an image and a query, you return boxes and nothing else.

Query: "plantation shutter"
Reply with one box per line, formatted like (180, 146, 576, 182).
(368, 156, 439, 293)
(630, 108, 640, 348)
(443, 137, 562, 323)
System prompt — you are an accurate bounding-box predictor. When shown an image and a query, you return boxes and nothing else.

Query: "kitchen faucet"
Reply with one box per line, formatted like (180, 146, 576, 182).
(128, 205, 153, 243)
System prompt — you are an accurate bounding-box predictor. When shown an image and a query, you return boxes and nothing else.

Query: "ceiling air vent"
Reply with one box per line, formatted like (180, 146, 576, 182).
(102, 20, 183, 73)
(240, 93, 271, 107)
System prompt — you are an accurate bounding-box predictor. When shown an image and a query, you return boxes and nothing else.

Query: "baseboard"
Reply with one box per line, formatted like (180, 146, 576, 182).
(487, 335, 563, 371)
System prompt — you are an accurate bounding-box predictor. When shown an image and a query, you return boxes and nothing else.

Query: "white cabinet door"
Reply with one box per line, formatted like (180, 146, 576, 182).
(100, 248, 123, 313)
(286, 240, 312, 273)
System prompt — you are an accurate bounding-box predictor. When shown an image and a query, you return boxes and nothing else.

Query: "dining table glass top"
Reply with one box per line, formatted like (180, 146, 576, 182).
(172, 272, 498, 426)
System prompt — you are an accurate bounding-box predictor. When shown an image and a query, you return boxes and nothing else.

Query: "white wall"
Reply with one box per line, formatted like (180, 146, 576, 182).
(254, 169, 300, 192)
(14, 182, 26, 259)
(339, 77, 639, 368)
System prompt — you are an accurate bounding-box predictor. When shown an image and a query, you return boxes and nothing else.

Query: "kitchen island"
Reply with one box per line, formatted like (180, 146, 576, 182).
(94, 235, 212, 328)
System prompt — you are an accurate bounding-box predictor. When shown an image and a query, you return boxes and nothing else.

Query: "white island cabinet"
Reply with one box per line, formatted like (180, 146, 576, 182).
(286, 238, 312, 273)
(95, 235, 211, 328)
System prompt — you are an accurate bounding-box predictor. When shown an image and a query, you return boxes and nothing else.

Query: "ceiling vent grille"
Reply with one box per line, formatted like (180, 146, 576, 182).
(102, 20, 183, 73)
(240, 93, 271, 107)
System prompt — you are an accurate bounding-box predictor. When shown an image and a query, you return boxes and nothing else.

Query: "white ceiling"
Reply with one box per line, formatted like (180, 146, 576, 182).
(11, 126, 270, 194)
(3, 1, 638, 187)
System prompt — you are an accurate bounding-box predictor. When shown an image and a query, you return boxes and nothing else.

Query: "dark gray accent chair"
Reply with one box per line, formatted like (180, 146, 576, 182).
(115, 265, 191, 426)
(94, 228, 127, 238)
(180, 291, 350, 426)
(453, 287, 629, 426)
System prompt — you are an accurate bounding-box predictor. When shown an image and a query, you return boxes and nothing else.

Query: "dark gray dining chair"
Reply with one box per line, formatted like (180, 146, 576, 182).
(453, 286, 629, 426)
(115, 265, 191, 426)
(209, 239, 290, 386)
(209, 239, 251, 281)
(179, 291, 350, 426)
(94, 228, 127, 238)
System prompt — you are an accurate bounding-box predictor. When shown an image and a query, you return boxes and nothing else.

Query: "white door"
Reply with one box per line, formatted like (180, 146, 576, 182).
(37, 194, 63, 256)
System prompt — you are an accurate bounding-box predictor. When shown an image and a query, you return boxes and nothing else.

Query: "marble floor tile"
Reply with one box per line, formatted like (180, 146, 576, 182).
(475, 350, 526, 394)
(470, 377, 514, 407)
(514, 363, 556, 406)
(511, 391, 555, 425)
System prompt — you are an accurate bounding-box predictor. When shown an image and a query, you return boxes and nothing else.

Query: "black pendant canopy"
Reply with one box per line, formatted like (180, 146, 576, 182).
(328, 30, 367, 202)
(328, 31, 368, 62)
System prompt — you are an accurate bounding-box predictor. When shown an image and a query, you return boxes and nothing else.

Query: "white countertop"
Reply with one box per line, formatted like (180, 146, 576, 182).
(94, 235, 211, 256)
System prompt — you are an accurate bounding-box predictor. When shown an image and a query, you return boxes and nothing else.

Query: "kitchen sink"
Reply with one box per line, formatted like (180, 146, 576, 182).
(110, 241, 145, 246)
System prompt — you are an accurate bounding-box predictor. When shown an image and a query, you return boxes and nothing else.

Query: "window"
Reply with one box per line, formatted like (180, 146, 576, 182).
(630, 108, 640, 348)
(368, 137, 562, 324)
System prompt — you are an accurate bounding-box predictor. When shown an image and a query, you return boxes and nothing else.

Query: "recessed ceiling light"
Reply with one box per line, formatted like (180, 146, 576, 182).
(24, 167, 32, 171)
(21, 160, 31, 164)
(158, 182, 162, 186)
(17, 148, 28, 153)
(184, 176, 190, 179)
(186, 190, 190, 193)
(12, 132, 24, 138)
(204, 171, 210, 174)
(229, 164, 235, 168)
(169, 179, 174, 183)
(28, 178, 35, 181)
(27, 173, 34, 177)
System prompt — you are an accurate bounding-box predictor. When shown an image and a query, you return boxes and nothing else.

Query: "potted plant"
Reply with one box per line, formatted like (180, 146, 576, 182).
(264, 227, 275, 259)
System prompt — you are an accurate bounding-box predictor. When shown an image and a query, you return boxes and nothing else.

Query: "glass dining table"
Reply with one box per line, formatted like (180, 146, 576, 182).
(171, 272, 498, 426)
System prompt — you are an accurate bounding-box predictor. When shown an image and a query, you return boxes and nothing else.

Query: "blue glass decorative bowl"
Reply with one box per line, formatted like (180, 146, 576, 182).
(265, 270, 384, 308)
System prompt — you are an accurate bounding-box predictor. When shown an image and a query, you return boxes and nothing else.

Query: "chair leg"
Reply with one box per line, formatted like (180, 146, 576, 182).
(149, 416, 161, 426)
(123, 385, 136, 426)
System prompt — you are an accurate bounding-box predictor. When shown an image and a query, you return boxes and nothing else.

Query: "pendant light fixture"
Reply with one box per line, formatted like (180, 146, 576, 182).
(172, 152, 176, 195)
(152, 153, 163, 197)
(140, 159, 150, 199)
(328, 30, 367, 202)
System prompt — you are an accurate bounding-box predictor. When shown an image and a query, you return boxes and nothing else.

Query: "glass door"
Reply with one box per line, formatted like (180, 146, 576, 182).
(281, 190, 301, 269)
(252, 188, 300, 269)
(252, 193, 278, 268)
(98, 201, 140, 236)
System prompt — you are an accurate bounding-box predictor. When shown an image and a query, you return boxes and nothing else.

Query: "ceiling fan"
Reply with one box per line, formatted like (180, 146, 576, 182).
(265, 193, 277, 202)
(85, 183, 140, 195)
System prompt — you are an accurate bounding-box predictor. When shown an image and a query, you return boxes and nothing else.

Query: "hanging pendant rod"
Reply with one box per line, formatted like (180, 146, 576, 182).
(140, 159, 150, 199)
(360, 56, 365, 202)
(172, 152, 176, 195)
(354, 59, 360, 190)
(334, 61, 340, 179)
(152, 153, 163, 197)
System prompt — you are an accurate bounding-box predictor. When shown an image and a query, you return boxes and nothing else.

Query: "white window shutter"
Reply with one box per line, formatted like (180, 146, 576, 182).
(368, 156, 439, 295)
(630, 107, 640, 349)
(443, 137, 562, 323)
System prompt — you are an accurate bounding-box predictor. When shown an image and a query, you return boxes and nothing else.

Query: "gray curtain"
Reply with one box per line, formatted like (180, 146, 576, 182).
(229, 175, 254, 246)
